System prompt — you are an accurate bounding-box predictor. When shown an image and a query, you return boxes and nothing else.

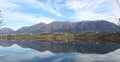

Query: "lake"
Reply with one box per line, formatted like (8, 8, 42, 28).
(0, 40, 120, 62)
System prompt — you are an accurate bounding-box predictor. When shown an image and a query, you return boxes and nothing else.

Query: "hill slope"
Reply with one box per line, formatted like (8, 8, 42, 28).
(0, 28, 15, 35)
(14, 20, 120, 35)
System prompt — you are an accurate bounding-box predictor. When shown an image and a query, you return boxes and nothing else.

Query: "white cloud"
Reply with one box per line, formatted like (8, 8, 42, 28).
(0, 44, 120, 62)
(0, 0, 120, 30)
(0, 18, 2, 21)
(0, 0, 63, 17)
(3, 11, 55, 23)
(54, 0, 64, 3)
(65, 0, 120, 24)
(66, 0, 86, 10)
(42, 1, 63, 17)
(0, 0, 22, 10)
(75, 10, 109, 20)
(38, 17, 55, 24)
(23, 0, 63, 17)
(2, 11, 55, 30)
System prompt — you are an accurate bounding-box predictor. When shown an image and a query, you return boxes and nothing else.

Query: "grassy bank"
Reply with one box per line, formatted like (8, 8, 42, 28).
(0, 32, 120, 42)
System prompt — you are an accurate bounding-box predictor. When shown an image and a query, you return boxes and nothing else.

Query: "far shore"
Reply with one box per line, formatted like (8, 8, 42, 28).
(0, 32, 120, 43)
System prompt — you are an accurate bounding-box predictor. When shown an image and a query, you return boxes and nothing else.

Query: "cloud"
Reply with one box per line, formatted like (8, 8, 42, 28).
(66, 0, 86, 10)
(0, 0, 120, 29)
(0, 0, 62, 29)
(0, 0, 63, 17)
(38, 17, 55, 24)
(65, 0, 120, 24)
(0, 44, 120, 62)
(2, 11, 55, 30)
(74, 10, 109, 21)
(17, 0, 63, 17)
(0, 18, 2, 21)
(3, 11, 54, 23)
(42, 0, 63, 17)
(1, 0, 120, 22)
(0, 0, 22, 10)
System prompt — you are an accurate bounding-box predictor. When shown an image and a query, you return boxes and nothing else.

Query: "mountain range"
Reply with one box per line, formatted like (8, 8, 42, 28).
(0, 20, 120, 35)
(0, 28, 14, 35)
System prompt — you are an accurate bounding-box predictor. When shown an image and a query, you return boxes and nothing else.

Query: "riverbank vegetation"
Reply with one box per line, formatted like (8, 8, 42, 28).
(0, 32, 120, 43)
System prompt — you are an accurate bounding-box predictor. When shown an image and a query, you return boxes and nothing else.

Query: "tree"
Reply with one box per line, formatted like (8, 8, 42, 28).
(0, 10, 4, 28)
(116, 0, 120, 25)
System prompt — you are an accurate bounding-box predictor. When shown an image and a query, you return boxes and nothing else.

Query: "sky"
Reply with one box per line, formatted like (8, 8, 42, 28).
(0, 0, 120, 30)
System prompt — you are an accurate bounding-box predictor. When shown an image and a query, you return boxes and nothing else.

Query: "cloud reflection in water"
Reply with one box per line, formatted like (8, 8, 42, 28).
(0, 44, 120, 62)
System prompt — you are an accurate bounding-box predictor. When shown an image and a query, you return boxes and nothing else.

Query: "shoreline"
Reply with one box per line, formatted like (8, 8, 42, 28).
(0, 32, 120, 43)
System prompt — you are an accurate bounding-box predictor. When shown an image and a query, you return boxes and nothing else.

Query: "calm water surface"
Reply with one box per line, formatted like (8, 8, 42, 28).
(0, 40, 120, 62)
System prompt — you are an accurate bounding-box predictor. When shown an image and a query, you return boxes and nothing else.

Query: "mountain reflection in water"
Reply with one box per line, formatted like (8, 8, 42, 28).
(0, 40, 120, 62)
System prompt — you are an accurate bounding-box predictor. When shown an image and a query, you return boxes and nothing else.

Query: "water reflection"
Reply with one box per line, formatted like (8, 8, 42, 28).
(0, 40, 120, 54)
(0, 40, 120, 62)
